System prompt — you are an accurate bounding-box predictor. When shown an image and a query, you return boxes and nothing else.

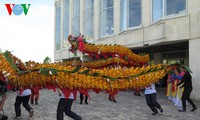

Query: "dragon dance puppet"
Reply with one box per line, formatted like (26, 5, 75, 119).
(0, 35, 170, 97)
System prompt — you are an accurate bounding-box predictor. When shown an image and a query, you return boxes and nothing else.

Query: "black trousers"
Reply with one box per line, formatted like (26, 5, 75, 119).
(145, 93, 162, 113)
(57, 98, 82, 120)
(0, 113, 8, 120)
(80, 93, 88, 103)
(181, 89, 196, 110)
(14, 95, 32, 117)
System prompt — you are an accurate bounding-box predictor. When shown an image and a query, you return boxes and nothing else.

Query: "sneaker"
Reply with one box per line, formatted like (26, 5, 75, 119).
(191, 107, 197, 112)
(14, 116, 21, 120)
(178, 109, 186, 112)
(152, 111, 158, 115)
(29, 109, 34, 118)
(35, 101, 38, 105)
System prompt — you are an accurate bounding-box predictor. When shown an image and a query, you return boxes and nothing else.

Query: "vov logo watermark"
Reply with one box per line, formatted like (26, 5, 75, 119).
(5, 4, 31, 16)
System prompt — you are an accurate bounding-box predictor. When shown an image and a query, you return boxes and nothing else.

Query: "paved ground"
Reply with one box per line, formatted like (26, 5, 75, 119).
(2, 88, 200, 120)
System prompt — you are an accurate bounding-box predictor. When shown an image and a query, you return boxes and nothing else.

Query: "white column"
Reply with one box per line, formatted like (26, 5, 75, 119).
(94, 0, 100, 41)
(80, 0, 84, 34)
(114, 0, 120, 35)
(189, 38, 200, 100)
(60, 0, 64, 61)
(69, 0, 73, 34)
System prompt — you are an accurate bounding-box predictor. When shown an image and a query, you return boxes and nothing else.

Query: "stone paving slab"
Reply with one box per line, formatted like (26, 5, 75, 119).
(2, 88, 200, 120)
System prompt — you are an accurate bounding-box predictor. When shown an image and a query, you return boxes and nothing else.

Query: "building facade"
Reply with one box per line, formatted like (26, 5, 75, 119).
(54, 0, 200, 99)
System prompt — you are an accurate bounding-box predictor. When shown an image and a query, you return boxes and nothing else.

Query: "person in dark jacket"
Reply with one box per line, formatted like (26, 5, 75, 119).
(177, 66, 197, 112)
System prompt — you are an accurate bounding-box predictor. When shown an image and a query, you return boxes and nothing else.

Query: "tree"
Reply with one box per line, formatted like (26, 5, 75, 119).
(43, 56, 51, 63)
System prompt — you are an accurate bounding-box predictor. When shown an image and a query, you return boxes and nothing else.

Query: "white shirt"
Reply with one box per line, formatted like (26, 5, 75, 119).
(17, 89, 32, 96)
(144, 84, 156, 95)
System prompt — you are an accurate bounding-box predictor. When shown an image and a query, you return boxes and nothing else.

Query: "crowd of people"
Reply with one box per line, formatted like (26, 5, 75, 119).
(166, 65, 197, 112)
(166, 67, 184, 106)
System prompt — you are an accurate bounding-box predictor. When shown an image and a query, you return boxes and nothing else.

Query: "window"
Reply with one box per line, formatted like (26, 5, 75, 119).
(152, 0, 163, 22)
(152, 0, 186, 22)
(84, 0, 94, 40)
(120, 0, 141, 31)
(165, 0, 186, 16)
(55, 3, 61, 51)
(72, 0, 80, 36)
(120, 0, 127, 31)
(63, 0, 70, 48)
(99, 0, 114, 37)
(129, 0, 141, 27)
